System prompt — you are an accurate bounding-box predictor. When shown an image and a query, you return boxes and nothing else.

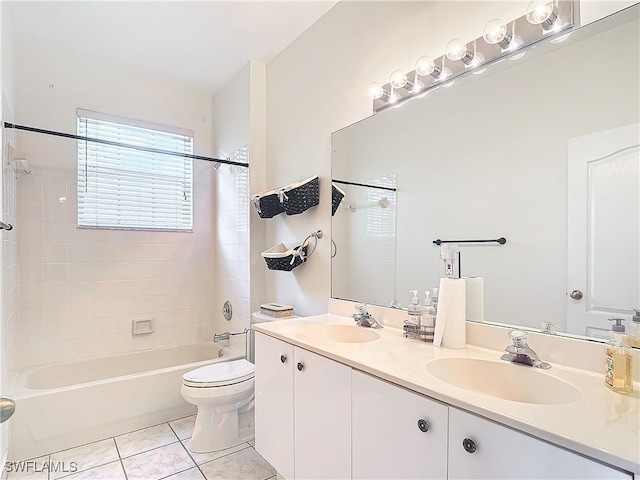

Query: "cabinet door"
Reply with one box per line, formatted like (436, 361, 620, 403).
(352, 370, 448, 479)
(294, 347, 351, 480)
(449, 408, 631, 480)
(255, 333, 295, 480)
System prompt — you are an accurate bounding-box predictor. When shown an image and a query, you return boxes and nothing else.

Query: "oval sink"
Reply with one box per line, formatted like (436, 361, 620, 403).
(426, 358, 580, 405)
(296, 324, 380, 343)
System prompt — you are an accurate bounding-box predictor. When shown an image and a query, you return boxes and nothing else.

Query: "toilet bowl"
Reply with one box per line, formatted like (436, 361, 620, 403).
(181, 358, 255, 453)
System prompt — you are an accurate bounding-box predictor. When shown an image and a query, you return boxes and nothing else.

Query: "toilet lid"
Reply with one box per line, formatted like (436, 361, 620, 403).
(183, 359, 255, 385)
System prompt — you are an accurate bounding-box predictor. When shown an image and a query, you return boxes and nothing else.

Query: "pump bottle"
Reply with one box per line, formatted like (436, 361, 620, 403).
(407, 290, 425, 327)
(604, 318, 633, 394)
(627, 309, 640, 348)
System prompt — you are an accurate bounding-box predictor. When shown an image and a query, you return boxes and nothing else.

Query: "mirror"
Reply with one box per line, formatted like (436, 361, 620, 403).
(331, 6, 639, 340)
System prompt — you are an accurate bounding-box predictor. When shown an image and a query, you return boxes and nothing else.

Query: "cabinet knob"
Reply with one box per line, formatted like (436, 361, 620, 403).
(417, 419, 429, 433)
(462, 438, 477, 454)
(297, 362, 304, 371)
(280, 355, 287, 364)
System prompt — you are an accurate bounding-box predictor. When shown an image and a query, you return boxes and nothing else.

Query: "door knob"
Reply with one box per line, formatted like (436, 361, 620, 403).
(569, 290, 583, 300)
(0, 396, 15, 423)
(417, 419, 429, 432)
(462, 438, 477, 454)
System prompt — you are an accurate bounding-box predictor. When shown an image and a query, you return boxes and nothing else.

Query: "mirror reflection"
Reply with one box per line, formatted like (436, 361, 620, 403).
(331, 6, 639, 341)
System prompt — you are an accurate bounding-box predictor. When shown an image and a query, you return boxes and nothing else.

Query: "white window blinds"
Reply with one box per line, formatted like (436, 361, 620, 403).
(77, 109, 193, 231)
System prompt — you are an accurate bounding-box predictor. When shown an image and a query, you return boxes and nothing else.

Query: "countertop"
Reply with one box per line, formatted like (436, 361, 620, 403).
(252, 313, 640, 476)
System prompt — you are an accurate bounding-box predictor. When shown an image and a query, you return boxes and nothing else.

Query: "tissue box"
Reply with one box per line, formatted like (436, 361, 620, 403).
(260, 303, 294, 318)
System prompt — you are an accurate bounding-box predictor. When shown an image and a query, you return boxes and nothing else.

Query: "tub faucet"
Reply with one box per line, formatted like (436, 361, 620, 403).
(352, 303, 383, 329)
(500, 329, 550, 369)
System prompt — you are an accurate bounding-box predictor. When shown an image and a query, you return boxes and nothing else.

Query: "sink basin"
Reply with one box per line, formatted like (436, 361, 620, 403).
(296, 323, 380, 343)
(426, 358, 580, 405)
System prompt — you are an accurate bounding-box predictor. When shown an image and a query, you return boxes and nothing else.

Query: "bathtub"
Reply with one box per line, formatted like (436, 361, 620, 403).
(10, 342, 244, 461)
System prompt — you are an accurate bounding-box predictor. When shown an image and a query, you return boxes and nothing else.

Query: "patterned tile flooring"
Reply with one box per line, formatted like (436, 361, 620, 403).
(7, 415, 276, 480)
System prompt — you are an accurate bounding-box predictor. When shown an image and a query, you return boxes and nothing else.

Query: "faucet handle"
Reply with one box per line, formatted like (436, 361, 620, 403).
(508, 329, 528, 347)
(355, 303, 368, 315)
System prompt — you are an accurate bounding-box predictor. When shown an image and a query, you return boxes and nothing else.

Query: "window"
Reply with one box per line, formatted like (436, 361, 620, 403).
(366, 174, 396, 238)
(77, 109, 193, 231)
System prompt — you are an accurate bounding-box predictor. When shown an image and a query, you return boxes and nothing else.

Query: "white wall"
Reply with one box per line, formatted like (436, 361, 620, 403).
(264, 0, 638, 316)
(13, 39, 215, 367)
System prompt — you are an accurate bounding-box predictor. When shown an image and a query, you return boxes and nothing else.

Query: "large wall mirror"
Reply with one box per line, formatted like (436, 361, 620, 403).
(331, 4, 639, 341)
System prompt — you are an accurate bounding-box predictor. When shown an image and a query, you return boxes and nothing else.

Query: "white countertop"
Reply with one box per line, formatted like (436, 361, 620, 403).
(252, 313, 640, 476)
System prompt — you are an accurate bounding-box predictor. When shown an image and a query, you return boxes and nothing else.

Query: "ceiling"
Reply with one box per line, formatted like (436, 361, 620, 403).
(7, 1, 338, 94)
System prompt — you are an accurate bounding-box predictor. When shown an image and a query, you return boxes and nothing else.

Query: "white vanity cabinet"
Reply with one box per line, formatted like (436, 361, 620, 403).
(352, 370, 448, 479)
(448, 408, 632, 480)
(254, 332, 351, 480)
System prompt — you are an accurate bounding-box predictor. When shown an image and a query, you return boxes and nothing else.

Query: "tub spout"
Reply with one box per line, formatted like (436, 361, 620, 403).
(213, 332, 231, 342)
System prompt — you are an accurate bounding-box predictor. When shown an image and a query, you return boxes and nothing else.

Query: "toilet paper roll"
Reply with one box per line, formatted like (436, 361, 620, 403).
(434, 278, 466, 349)
(464, 277, 484, 322)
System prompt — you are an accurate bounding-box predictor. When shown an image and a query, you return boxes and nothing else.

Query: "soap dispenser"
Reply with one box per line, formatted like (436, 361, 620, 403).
(628, 309, 640, 348)
(422, 291, 436, 329)
(604, 318, 633, 394)
(407, 290, 424, 327)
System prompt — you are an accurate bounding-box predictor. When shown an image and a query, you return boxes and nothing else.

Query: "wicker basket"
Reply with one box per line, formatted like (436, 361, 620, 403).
(331, 183, 345, 216)
(282, 176, 320, 216)
(251, 188, 286, 219)
(261, 242, 308, 271)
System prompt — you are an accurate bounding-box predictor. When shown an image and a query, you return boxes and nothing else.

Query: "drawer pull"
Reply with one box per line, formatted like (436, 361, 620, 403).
(297, 362, 304, 371)
(280, 355, 287, 364)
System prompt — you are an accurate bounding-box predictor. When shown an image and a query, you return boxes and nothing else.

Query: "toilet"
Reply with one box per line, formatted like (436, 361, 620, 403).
(181, 310, 294, 453)
(181, 358, 255, 453)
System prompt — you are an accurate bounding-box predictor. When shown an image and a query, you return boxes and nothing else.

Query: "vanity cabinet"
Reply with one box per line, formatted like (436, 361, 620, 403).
(352, 370, 448, 479)
(448, 408, 631, 480)
(254, 332, 351, 480)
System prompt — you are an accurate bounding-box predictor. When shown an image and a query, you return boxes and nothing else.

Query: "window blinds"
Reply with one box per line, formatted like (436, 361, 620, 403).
(77, 110, 194, 231)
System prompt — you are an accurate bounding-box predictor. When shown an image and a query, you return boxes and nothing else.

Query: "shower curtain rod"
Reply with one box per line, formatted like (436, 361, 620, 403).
(3, 122, 249, 168)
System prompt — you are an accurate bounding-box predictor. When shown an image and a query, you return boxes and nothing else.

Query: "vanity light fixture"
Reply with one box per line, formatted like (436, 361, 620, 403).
(525, 0, 559, 31)
(369, 0, 573, 113)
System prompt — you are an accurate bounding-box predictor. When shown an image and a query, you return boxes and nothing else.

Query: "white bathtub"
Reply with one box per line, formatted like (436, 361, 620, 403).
(10, 342, 243, 461)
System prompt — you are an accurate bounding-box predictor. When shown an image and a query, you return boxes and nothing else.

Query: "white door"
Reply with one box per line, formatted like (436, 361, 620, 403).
(294, 347, 351, 480)
(352, 370, 448, 479)
(254, 333, 295, 480)
(567, 123, 640, 338)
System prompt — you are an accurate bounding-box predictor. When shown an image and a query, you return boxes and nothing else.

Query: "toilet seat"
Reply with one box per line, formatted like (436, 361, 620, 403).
(183, 359, 255, 388)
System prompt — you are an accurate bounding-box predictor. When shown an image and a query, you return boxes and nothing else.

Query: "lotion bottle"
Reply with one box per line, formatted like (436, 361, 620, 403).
(422, 291, 436, 329)
(407, 290, 424, 326)
(604, 318, 633, 394)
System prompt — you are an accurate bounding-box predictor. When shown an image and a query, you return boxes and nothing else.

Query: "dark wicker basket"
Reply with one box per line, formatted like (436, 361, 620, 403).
(251, 189, 286, 219)
(331, 183, 345, 216)
(283, 176, 320, 216)
(262, 242, 308, 271)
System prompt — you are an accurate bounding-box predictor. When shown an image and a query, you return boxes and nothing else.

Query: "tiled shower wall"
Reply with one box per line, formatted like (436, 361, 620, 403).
(214, 147, 250, 345)
(16, 140, 217, 367)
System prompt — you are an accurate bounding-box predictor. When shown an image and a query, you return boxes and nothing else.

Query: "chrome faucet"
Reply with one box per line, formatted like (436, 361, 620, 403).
(500, 329, 550, 369)
(352, 303, 383, 329)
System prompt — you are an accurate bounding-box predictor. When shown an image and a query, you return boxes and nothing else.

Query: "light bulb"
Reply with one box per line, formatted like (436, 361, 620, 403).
(367, 82, 390, 102)
(389, 70, 408, 89)
(525, 0, 558, 30)
(415, 55, 436, 76)
(415, 55, 445, 80)
(367, 82, 384, 100)
(445, 38, 469, 62)
(483, 19, 514, 49)
(483, 19, 507, 44)
(445, 38, 477, 66)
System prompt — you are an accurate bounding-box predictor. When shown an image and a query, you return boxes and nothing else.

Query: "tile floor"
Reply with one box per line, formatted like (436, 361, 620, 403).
(7, 415, 276, 480)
